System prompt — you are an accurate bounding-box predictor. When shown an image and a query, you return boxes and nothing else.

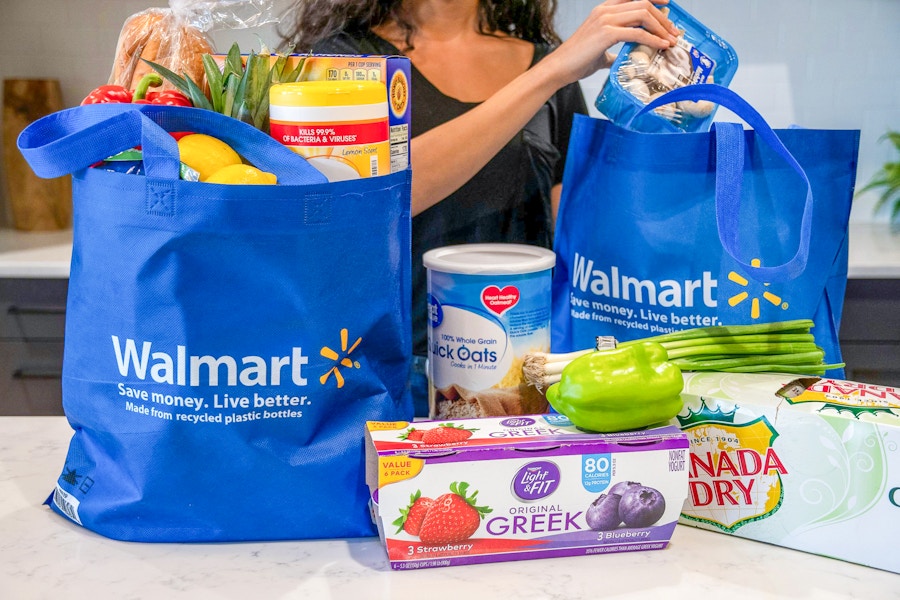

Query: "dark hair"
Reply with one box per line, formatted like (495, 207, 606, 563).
(278, 0, 560, 53)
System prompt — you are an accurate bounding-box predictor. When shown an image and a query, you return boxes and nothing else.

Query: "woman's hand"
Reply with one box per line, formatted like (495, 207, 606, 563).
(409, 0, 679, 216)
(539, 0, 680, 87)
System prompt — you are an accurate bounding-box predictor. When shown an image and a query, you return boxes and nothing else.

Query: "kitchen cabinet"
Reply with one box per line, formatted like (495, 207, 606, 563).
(840, 278, 900, 386)
(0, 277, 67, 415)
(0, 229, 72, 415)
(840, 223, 900, 387)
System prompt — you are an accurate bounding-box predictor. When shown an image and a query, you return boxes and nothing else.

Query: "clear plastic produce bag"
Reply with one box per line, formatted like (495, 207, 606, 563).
(108, 0, 279, 91)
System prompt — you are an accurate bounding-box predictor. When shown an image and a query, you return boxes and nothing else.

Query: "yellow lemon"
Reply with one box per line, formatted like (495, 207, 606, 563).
(206, 164, 277, 185)
(177, 134, 242, 181)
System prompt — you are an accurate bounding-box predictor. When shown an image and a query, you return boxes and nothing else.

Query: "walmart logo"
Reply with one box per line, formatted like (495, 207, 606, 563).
(319, 328, 362, 388)
(726, 258, 789, 319)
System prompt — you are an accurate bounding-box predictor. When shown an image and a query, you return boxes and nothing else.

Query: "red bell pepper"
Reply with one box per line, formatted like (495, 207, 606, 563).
(83, 73, 194, 165)
(140, 90, 192, 107)
(81, 73, 192, 107)
(81, 85, 132, 105)
(132, 74, 192, 106)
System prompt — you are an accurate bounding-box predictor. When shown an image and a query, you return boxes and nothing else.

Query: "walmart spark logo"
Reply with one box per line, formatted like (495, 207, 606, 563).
(319, 328, 362, 388)
(726, 259, 789, 319)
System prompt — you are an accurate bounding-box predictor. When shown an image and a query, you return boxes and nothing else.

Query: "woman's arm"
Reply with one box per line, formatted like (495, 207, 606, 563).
(410, 0, 679, 216)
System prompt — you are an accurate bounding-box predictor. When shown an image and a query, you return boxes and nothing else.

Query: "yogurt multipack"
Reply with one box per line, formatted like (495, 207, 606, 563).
(365, 415, 689, 570)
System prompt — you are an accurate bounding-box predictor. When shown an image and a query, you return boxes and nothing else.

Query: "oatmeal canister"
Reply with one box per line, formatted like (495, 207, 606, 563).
(269, 80, 390, 181)
(423, 244, 556, 419)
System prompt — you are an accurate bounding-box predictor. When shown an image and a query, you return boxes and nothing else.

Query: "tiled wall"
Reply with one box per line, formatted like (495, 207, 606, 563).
(1, 0, 897, 226)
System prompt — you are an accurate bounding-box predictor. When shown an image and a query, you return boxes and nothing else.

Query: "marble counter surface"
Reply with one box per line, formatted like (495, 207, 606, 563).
(847, 221, 900, 278)
(0, 222, 899, 280)
(0, 228, 72, 278)
(1, 417, 897, 600)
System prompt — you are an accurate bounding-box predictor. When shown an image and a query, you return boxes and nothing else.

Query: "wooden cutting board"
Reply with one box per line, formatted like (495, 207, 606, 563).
(2, 78, 72, 231)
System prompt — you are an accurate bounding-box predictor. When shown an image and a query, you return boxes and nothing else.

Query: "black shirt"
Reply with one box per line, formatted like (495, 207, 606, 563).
(313, 31, 588, 356)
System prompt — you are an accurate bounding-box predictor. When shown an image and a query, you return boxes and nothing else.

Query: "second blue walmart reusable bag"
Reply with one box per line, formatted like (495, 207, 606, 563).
(552, 85, 859, 375)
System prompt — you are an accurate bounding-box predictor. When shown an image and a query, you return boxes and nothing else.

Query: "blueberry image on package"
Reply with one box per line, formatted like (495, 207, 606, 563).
(587, 482, 667, 531)
(618, 485, 667, 528)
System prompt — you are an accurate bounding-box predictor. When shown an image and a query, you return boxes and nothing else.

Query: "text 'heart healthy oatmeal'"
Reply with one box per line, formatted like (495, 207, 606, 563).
(423, 244, 556, 419)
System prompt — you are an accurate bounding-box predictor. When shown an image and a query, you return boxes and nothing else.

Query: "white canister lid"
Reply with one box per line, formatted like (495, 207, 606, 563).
(423, 243, 556, 275)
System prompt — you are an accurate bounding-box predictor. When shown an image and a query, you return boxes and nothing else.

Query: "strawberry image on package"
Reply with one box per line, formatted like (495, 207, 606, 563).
(365, 415, 689, 569)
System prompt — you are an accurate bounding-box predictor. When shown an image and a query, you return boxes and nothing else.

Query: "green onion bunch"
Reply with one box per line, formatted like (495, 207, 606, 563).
(522, 319, 842, 391)
(618, 319, 843, 375)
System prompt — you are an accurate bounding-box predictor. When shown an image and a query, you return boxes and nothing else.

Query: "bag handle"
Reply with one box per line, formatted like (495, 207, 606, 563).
(18, 103, 328, 186)
(632, 84, 812, 283)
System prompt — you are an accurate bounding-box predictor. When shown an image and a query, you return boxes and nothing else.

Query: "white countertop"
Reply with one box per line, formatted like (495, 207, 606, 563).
(1, 416, 897, 600)
(0, 228, 73, 278)
(1, 222, 898, 279)
(847, 221, 900, 278)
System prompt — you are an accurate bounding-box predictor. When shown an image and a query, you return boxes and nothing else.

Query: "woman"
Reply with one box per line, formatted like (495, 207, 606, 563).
(280, 0, 679, 413)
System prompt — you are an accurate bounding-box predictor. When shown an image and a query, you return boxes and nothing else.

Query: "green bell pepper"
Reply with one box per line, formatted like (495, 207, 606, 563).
(545, 341, 684, 433)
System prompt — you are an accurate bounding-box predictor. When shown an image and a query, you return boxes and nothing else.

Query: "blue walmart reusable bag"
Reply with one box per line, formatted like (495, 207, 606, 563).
(18, 104, 413, 542)
(552, 85, 859, 375)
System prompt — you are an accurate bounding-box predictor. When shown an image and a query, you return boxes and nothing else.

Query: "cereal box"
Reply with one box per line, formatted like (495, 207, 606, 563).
(213, 53, 411, 173)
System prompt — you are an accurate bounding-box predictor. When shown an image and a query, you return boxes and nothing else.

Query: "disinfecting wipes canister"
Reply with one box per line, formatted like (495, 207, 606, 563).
(423, 244, 555, 420)
(269, 81, 390, 181)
